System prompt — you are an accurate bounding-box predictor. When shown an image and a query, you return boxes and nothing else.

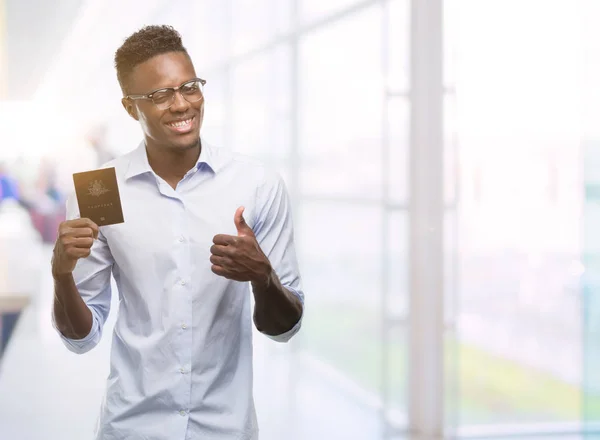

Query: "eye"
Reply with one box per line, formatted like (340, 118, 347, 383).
(152, 90, 173, 104)
(181, 81, 202, 95)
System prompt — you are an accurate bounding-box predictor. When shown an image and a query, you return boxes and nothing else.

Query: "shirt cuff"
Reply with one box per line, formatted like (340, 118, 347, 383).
(262, 286, 304, 343)
(263, 316, 302, 343)
(55, 312, 102, 354)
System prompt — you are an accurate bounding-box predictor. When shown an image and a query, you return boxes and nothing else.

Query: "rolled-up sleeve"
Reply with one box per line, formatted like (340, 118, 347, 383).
(53, 194, 114, 354)
(252, 170, 305, 343)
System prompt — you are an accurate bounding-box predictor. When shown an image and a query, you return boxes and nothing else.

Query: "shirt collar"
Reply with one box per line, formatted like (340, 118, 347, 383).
(125, 137, 224, 180)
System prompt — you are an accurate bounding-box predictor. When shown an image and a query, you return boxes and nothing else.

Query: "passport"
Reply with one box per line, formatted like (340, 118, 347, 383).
(72, 167, 125, 226)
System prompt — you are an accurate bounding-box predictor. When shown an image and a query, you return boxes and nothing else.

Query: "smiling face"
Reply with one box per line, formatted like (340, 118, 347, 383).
(121, 51, 204, 152)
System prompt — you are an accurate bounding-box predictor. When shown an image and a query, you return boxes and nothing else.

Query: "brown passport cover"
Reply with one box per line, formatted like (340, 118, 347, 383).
(72, 167, 125, 226)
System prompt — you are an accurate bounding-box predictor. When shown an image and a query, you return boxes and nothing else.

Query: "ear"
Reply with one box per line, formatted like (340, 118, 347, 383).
(121, 98, 139, 121)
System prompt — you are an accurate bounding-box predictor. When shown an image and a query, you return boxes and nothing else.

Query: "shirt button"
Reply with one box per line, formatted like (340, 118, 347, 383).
(178, 236, 185, 243)
(179, 410, 187, 416)
(181, 324, 187, 329)
(180, 280, 186, 286)
(180, 368, 187, 374)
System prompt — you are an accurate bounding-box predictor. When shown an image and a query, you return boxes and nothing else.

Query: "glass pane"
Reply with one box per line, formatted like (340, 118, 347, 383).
(445, 209, 460, 432)
(386, 211, 409, 320)
(444, 209, 458, 326)
(231, 45, 291, 160)
(232, 0, 292, 55)
(299, 5, 383, 199)
(383, 323, 408, 430)
(201, 74, 227, 148)
(445, 328, 460, 435)
(387, 0, 410, 93)
(383, 211, 409, 422)
(583, 150, 600, 424)
(448, 0, 585, 431)
(444, 94, 458, 206)
(152, 0, 196, 37)
(300, 0, 364, 24)
(187, 0, 231, 69)
(444, 0, 458, 88)
(582, 0, 600, 426)
(387, 98, 409, 205)
(299, 201, 384, 403)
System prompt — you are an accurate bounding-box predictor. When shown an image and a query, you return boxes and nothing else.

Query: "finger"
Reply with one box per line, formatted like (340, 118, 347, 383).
(210, 244, 233, 257)
(66, 247, 92, 259)
(234, 206, 254, 237)
(211, 265, 246, 282)
(234, 206, 246, 234)
(213, 234, 237, 246)
(211, 265, 228, 278)
(210, 254, 234, 267)
(71, 227, 96, 238)
(72, 237, 95, 249)
(59, 225, 96, 240)
(62, 236, 94, 248)
(67, 218, 99, 238)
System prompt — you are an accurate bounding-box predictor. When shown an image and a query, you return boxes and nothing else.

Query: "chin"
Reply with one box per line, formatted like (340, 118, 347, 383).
(172, 134, 200, 151)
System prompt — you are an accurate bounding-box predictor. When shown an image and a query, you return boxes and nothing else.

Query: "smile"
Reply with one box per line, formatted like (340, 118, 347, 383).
(166, 116, 195, 133)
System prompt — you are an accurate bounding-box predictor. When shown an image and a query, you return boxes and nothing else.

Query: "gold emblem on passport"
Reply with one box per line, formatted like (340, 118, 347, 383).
(87, 180, 110, 197)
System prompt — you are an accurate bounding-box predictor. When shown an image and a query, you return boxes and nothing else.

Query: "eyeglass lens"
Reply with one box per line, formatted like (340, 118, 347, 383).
(153, 80, 204, 109)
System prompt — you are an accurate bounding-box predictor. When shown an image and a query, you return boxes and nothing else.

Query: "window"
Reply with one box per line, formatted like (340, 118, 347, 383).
(582, 0, 600, 426)
(296, 4, 409, 431)
(185, 0, 231, 69)
(201, 74, 227, 148)
(298, 201, 386, 403)
(387, 0, 410, 93)
(231, 45, 291, 162)
(300, 0, 367, 25)
(298, 5, 383, 200)
(446, 0, 586, 432)
(387, 98, 409, 204)
(384, 211, 409, 419)
(231, 0, 292, 56)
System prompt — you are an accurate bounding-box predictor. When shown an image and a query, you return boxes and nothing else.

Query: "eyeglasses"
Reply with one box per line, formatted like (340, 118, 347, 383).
(126, 78, 206, 110)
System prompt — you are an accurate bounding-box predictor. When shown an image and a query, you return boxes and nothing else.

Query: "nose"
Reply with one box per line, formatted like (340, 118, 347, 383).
(169, 90, 190, 112)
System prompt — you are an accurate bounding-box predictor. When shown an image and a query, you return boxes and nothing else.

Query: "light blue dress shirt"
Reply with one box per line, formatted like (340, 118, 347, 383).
(54, 139, 305, 440)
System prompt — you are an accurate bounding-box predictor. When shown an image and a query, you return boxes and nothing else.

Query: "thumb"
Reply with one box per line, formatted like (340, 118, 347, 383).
(234, 206, 253, 237)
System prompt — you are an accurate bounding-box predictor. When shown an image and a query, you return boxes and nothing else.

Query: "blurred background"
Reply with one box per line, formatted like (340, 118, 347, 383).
(0, 0, 599, 439)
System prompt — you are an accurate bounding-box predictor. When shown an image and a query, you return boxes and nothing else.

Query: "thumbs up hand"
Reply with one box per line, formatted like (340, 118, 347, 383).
(210, 207, 272, 284)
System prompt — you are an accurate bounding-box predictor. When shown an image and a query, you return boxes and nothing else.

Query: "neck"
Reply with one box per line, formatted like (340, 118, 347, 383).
(145, 139, 201, 187)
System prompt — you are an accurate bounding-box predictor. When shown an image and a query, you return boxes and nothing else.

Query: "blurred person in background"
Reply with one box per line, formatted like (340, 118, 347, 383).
(0, 161, 44, 359)
(50, 25, 304, 440)
(0, 163, 21, 204)
(28, 159, 65, 243)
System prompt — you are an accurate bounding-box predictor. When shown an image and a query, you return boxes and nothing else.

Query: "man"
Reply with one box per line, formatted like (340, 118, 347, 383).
(51, 25, 304, 440)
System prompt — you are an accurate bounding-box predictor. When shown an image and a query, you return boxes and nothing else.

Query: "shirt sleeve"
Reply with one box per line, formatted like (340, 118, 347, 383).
(252, 170, 305, 343)
(53, 193, 114, 354)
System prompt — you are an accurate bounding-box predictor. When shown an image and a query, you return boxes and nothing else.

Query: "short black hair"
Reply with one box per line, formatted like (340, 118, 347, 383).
(114, 25, 188, 94)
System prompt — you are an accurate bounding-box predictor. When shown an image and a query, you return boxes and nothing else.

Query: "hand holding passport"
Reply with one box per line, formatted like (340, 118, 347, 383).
(72, 167, 125, 226)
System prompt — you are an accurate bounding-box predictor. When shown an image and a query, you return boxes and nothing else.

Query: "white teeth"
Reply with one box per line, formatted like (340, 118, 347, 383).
(169, 118, 192, 128)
